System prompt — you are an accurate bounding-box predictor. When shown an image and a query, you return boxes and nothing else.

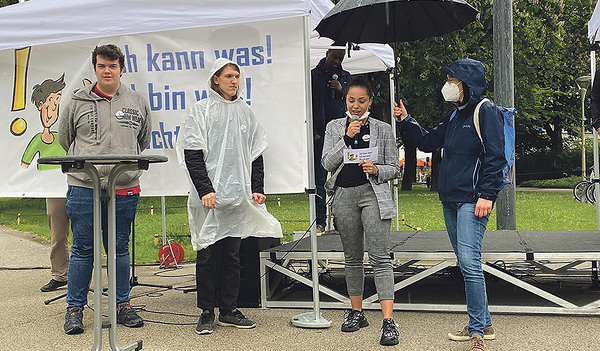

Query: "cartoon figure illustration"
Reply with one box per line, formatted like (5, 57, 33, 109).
(21, 74, 67, 170)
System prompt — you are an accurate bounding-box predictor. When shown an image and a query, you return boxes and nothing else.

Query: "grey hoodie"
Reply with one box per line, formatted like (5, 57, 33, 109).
(58, 83, 152, 189)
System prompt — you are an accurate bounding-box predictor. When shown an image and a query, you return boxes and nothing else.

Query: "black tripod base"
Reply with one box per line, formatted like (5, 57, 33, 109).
(130, 276, 173, 290)
(44, 287, 108, 305)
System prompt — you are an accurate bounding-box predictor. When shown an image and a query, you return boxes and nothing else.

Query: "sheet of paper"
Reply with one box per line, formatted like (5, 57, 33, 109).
(343, 146, 378, 164)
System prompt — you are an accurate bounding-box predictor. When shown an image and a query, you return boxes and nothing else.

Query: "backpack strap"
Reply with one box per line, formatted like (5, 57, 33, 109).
(473, 98, 490, 153)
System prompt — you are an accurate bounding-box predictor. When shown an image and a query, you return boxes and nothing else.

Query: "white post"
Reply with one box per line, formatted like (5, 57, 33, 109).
(290, 15, 331, 329)
(161, 195, 167, 245)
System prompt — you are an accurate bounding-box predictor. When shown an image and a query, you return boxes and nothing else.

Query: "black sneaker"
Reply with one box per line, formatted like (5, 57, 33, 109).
(217, 309, 256, 329)
(64, 306, 84, 335)
(380, 318, 399, 346)
(116, 301, 144, 328)
(195, 310, 215, 335)
(341, 309, 369, 332)
(41, 279, 67, 292)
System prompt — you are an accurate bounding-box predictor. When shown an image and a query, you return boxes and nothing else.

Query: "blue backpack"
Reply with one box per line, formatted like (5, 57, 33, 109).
(473, 98, 516, 184)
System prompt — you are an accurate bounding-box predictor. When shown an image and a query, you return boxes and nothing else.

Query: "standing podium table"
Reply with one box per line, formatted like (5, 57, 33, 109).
(38, 155, 167, 351)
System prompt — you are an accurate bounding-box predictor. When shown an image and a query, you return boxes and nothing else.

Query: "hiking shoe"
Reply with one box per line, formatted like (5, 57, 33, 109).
(218, 309, 256, 329)
(41, 279, 67, 292)
(316, 224, 325, 236)
(341, 309, 369, 332)
(449, 325, 496, 341)
(195, 310, 215, 335)
(470, 334, 488, 351)
(64, 306, 84, 335)
(380, 318, 400, 346)
(116, 301, 144, 328)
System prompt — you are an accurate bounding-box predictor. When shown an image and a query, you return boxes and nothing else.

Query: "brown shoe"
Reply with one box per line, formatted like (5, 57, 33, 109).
(449, 325, 495, 341)
(470, 334, 488, 351)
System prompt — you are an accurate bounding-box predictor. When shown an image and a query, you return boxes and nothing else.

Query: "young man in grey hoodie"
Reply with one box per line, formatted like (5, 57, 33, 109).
(59, 44, 152, 335)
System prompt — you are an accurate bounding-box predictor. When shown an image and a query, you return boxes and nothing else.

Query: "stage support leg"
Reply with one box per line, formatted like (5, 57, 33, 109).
(591, 261, 600, 290)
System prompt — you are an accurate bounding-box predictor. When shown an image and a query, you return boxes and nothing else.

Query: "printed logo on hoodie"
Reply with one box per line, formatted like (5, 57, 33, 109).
(115, 108, 142, 129)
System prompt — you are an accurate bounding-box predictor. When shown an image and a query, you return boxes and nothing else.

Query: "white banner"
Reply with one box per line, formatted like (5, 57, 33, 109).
(1, 17, 308, 197)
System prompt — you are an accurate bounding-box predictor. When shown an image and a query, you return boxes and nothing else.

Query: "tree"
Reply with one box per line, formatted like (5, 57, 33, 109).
(0, 0, 19, 7)
(390, 0, 595, 185)
(513, 0, 594, 156)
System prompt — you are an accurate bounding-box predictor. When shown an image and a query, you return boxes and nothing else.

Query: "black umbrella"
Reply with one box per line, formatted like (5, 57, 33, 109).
(315, 0, 480, 44)
(316, 0, 479, 103)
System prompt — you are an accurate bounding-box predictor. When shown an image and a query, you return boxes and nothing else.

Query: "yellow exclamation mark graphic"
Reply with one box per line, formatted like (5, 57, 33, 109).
(12, 47, 31, 112)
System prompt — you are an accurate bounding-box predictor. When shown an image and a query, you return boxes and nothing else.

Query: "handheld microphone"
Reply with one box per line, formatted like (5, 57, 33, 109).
(331, 73, 339, 99)
(350, 114, 360, 145)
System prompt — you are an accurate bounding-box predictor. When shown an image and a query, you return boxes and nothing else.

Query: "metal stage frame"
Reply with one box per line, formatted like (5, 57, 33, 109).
(259, 230, 600, 315)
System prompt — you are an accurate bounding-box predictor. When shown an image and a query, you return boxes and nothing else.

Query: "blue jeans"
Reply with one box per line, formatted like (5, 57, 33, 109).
(442, 202, 492, 337)
(65, 186, 138, 309)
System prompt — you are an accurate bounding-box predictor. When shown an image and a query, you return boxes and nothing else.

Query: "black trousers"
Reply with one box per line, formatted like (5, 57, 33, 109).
(196, 236, 241, 312)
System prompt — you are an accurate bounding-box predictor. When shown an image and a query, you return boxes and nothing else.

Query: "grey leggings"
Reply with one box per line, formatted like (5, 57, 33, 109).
(332, 183, 394, 301)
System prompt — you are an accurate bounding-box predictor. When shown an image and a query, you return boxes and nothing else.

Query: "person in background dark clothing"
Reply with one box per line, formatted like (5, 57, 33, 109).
(311, 48, 351, 233)
(590, 69, 600, 132)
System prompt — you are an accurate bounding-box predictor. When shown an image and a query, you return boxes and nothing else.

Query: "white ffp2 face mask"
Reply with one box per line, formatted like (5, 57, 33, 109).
(441, 82, 461, 102)
(346, 110, 369, 121)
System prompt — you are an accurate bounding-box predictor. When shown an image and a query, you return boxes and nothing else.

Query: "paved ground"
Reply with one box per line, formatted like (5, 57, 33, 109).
(1, 224, 600, 351)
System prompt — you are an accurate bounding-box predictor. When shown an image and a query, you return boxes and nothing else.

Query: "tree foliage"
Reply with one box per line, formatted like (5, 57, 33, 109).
(0, 0, 18, 7)
(385, 0, 596, 182)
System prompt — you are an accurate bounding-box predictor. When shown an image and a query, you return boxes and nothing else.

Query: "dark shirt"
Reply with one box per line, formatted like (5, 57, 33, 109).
(335, 121, 370, 188)
(311, 58, 351, 139)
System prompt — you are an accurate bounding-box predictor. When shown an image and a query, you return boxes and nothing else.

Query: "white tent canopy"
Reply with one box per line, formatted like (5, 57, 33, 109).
(0, 0, 308, 50)
(589, 0, 600, 44)
(0, 0, 393, 73)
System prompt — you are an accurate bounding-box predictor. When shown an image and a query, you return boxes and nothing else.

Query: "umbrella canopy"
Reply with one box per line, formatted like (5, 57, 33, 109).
(315, 0, 479, 44)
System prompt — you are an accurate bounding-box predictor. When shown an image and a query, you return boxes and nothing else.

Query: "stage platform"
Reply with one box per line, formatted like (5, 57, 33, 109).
(259, 230, 600, 315)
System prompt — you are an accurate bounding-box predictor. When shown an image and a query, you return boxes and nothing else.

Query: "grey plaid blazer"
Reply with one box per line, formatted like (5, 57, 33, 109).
(322, 117, 400, 219)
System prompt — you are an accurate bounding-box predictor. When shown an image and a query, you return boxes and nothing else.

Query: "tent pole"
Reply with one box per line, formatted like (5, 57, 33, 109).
(290, 15, 332, 329)
(161, 195, 167, 245)
(592, 51, 600, 230)
(390, 70, 399, 231)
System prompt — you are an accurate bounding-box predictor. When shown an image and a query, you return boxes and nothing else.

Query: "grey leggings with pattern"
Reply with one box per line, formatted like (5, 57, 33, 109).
(332, 183, 394, 301)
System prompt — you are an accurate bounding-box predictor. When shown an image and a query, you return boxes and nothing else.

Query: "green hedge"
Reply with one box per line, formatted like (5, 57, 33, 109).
(519, 175, 581, 189)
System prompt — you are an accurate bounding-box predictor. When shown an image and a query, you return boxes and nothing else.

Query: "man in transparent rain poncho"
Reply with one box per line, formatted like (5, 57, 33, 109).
(178, 58, 282, 335)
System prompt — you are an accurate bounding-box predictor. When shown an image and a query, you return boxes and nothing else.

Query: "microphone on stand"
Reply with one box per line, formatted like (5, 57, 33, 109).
(331, 73, 339, 100)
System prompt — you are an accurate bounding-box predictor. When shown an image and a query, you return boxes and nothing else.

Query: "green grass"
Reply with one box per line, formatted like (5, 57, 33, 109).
(397, 186, 596, 231)
(0, 185, 596, 264)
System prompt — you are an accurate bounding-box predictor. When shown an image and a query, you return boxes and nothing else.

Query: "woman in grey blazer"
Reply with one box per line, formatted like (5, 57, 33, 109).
(322, 76, 401, 346)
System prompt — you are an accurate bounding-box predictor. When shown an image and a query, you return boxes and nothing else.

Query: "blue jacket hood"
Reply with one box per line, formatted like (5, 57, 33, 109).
(443, 59, 487, 107)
